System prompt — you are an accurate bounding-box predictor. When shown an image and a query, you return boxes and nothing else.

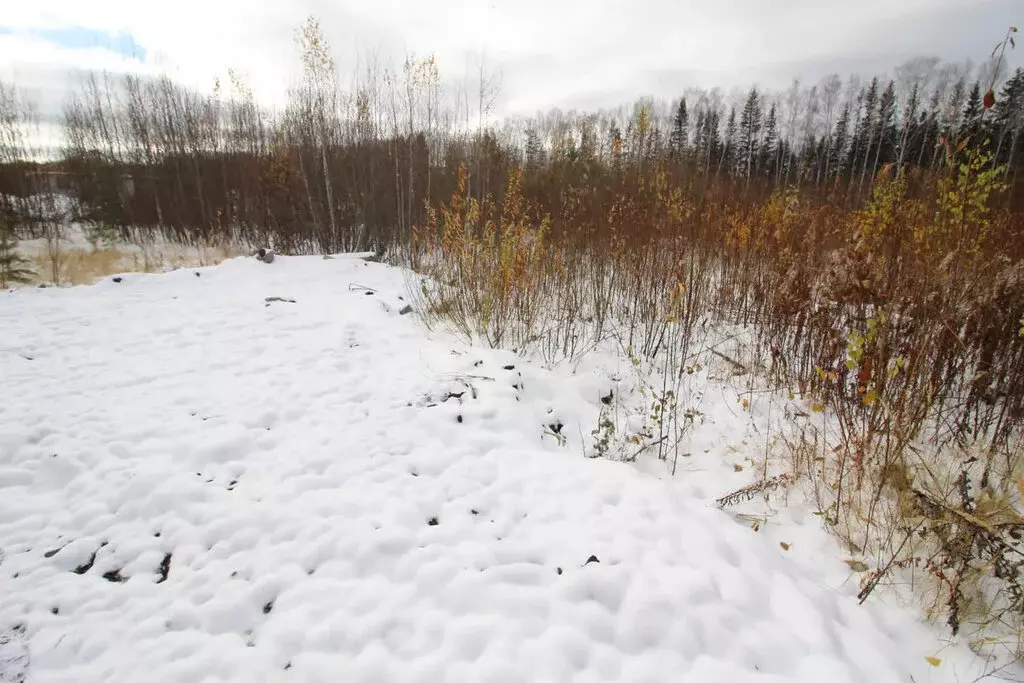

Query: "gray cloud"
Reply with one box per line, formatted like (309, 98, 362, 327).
(1, 0, 1021, 123)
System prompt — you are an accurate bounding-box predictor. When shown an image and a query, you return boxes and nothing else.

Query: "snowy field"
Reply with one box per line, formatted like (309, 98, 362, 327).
(0, 254, 1013, 682)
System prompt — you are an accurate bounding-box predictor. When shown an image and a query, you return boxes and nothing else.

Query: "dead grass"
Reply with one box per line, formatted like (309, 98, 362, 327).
(26, 243, 240, 286)
(415, 151, 1024, 662)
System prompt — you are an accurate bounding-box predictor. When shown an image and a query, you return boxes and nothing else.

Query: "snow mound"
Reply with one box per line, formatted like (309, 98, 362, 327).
(0, 254, 1002, 682)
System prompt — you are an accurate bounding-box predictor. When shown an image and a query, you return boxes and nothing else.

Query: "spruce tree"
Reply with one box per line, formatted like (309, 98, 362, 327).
(525, 128, 545, 172)
(760, 103, 779, 180)
(944, 78, 967, 144)
(737, 88, 762, 180)
(852, 77, 879, 188)
(669, 98, 689, 160)
(705, 109, 721, 171)
(719, 107, 738, 177)
(829, 104, 851, 181)
(960, 81, 984, 144)
(994, 68, 1024, 167)
(898, 83, 921, 167)
(921, 87, 943, 168)
(871, 80, 898, 172)
(693, 109, 707, 166)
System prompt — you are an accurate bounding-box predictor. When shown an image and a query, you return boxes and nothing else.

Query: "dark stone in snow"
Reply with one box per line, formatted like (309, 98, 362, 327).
(503, 365, 515, 370)
(365, 291, 373, 296)
(112, 277, 122, 283)
(556, 567, 563, 575)
(263, 600, 274, 614)
(548, 422, 564, 435)
(156, 553, 172, 584)
(456, 415, 463, 423)
(73, 550, 98, 575)
(50, 606, 59, 615)
(194, 272, 201, 277)
(102, 568, 125, 583)
(427, 517, 439, 527)
(601, 390, 614, 405)
(584, 555, 600, 565)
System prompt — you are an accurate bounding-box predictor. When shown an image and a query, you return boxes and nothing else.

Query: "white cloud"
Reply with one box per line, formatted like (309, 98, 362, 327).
(1, 0, 1019, 123)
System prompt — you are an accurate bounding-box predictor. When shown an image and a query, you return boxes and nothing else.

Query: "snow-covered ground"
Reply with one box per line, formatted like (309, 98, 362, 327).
(0, 255, 1012, 682)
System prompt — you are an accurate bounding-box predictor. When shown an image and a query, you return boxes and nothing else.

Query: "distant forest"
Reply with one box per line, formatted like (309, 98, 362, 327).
(1, 19, 1023, 256)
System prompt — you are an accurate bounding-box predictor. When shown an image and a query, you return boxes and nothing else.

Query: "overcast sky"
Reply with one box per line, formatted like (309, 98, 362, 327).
(1, 0, 1021, 123)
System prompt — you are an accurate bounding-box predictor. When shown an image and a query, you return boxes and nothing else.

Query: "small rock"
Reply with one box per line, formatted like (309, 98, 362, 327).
(503, 364, 515, 370)
(73, 550, 98, 575)
(101, 568, 125, 583)
(584, 555, 600, 565)
(456, 415, 463, 423)
(194, 272, 200, 277)
(112, 277, 122, 283)
(398, 304, 413, 315)
(263, 600, 274, 614)
(156, 553, 172, 583)
(427, 517, 439, 527)
(556, 567, 563, 575)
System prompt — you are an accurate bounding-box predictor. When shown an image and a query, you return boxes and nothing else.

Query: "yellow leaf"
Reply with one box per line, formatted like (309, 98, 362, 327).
(1016, 476, 1024, 500)
(925, 657, 942, 667)
(780, 542, 790, 551)
(742, 399, 750, 410)
(733, 464, 743, 472)
(845, 559, 869, 572)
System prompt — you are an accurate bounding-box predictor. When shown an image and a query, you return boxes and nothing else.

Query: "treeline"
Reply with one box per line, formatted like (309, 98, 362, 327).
(2, 19, 1024, 254)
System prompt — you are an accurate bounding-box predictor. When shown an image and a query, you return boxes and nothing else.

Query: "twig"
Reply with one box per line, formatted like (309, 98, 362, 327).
(858, 525, 918, 604)
(711, 348, 749, 374)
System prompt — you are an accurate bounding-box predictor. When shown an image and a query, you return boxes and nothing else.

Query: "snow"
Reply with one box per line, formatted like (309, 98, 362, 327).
(0, 254, 1011, 682)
